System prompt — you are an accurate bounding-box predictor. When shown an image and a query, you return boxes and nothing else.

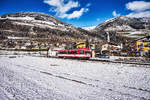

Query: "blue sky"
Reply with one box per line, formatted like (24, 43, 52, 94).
(0, 0, 150, 27)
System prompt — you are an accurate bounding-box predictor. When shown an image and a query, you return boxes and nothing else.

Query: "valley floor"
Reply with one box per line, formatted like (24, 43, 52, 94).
(0, 51, 150, 100)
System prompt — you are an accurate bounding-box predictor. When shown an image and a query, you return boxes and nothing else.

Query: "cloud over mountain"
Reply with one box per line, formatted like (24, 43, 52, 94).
(44, 0, 89, 19)
(112, 11, 120, 17)
(126, 1, 150, 11)
(126, 1, 150, 18)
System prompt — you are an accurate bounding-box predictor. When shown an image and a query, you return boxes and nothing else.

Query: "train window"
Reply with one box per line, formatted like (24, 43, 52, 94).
(72, 50, 77, 54)
(60, 51, 67, 54)
(75, 50, 78, 54)
(68, 50, 78, 54)
(65, 51, 67, 54)
(79, 50, 81, 54)
(71, 51, 73, 54)
(85, 50, 91, 54)
(68, 51, 72, 54)
(79, 50, 84, 54)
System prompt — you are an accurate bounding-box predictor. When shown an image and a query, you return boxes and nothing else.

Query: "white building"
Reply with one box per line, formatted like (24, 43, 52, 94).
(101, 43, 122, 54)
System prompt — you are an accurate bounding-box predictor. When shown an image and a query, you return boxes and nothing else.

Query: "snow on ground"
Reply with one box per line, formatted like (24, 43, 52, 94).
(0, 51, 150, 100)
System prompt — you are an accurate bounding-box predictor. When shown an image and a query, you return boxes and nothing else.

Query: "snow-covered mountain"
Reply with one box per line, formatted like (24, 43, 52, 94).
(1, 12, 150, 45)
(92, 16, 150, 39)
(0, 12, 75, 31)
(0, 12, 100, 42)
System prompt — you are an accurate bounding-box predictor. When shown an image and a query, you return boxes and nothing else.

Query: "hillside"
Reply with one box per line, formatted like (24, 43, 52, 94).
(91, 16, 150, 41)
(0, 12, 101, 43)
(1, 12, 150, 49)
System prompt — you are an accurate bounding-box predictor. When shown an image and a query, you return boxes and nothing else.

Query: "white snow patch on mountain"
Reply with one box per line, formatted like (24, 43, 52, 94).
(105, 25, 134, 31)
(4, 16, 72, 31)
(13, 22, 34, 26)
(5, 16, 34, 21)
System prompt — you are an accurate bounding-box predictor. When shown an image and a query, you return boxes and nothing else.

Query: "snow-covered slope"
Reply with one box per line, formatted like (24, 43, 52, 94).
(92, 16, 150, 38)
(0, 12, 100, 42)
(0, 12, 75, 32)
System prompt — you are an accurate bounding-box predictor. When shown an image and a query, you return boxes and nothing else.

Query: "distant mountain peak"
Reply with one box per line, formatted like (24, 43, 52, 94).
(86, 16, 150, 45)
(93, 16, 150, 38)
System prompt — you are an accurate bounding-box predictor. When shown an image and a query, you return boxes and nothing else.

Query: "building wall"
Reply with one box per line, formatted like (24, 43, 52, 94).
(137, 41, 150, 52)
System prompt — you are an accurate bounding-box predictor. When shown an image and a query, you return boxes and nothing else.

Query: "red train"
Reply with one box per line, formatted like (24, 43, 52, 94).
(57, 48, 92, 59)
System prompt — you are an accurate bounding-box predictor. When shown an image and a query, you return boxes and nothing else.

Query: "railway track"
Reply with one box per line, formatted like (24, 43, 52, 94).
(1, 50, 150, 66)
(46, 56, 150, 66)
(89, 58, 150, 66)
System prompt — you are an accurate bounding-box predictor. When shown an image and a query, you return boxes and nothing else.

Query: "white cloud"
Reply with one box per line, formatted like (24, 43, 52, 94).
(112, 11, 120, 17)
(125, 1, 150, 18)
(82, 26, 96, 31)
(59, 8, 88, 19)
(126, 1, 150, 11)
(97, 18, 100, 21)
(59, 1, 79, 14)
(44, 0, 61, 7)
(44, 0, 89, 19)
(86, 3, 91, 7)
(126, 11, 150, 18)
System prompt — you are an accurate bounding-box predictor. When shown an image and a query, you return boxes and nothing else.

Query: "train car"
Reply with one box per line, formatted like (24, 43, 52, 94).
(57, 48, 92, 59)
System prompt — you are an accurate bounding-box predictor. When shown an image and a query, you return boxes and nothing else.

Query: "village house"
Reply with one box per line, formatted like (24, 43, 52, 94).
(101, 43, 122, 55)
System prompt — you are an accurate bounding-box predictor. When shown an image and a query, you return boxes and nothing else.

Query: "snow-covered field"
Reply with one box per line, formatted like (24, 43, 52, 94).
(0, 51, 150, 100)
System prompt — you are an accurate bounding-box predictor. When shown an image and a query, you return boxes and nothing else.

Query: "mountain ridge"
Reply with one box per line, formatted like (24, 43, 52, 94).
(0, 12, 150, 46)
(91, 16, 150, 39)
(0, 12, 102, 43)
